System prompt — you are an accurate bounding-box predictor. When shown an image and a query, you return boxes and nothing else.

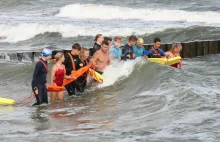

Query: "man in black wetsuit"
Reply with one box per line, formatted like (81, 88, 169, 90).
(121, 35, 137, 61)
(63, 43, 81, 96)
(32, 48, 52, 106)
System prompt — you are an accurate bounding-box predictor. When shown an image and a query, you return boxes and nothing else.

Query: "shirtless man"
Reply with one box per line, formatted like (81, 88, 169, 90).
(90, 40, 110, 74)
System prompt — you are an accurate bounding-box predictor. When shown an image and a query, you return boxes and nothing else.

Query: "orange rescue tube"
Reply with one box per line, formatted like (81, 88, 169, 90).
(47, 85, 65, 92)
(63, 65, 91, 86)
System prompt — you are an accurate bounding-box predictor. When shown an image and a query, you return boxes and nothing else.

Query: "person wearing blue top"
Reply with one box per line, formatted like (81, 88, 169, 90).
(133, 38, 145, 57)
(110, 36, 122, 61)
(143, 38, 166, 58)
(121, 35, 137, 61)
(32, 48, 52, 106)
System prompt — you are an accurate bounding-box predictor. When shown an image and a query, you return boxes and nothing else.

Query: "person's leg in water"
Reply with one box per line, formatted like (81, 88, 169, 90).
(75, 76, 87, 95)
(57, 91, 64, 101)
(32, 84, 43, 106)
(50, 92, 57, 102)
(42, 84, 48, 104)
(65, 83, 75, 96)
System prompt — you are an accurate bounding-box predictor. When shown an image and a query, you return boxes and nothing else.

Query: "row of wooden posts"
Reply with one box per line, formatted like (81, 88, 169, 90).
(0, 40, 220, 61)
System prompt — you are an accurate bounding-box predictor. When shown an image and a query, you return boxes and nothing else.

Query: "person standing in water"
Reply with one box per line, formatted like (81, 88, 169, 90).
(32, 48, 52, 106)
(90, 34, 104, 56)
(50, 52, 74, 102)
(110, 36, 122, 61)
(90, 40, 111, 75)
(143, 37, 166, 58)
(121, 35, 137, 60)
(76, 47, 90, 93)
(63, 43, 81, 96)
(166, 43, 183, 69)
(133, 38, 145, 58)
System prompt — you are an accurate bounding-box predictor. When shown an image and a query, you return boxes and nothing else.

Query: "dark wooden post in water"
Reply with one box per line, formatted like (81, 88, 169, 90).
(2, 40, 220, 62)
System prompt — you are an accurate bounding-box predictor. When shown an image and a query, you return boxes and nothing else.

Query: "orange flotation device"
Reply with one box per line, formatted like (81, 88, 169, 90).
(63, 65, 91, 86)
(47, 85, 65, 92)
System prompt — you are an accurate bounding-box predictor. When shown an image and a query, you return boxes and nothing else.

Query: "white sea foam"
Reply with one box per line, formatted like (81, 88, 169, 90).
(98, 58, 145, 88)
(56, 4, 220, 24)
(0, 23, 167, 42)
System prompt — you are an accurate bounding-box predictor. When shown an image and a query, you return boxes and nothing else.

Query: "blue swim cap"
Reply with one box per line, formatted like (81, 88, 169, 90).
(42, 48, 52, 57)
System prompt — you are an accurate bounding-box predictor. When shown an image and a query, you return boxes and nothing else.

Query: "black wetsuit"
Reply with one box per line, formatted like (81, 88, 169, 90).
(121, 44, 135, 61)
(90, 42, 101, 56)
(31, 59, 48, 105)
(75, 59, 89, 94)
(63, 53, 80, 96)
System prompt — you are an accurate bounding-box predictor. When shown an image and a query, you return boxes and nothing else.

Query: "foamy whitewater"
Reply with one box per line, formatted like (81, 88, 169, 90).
(1, 0, 220, 141)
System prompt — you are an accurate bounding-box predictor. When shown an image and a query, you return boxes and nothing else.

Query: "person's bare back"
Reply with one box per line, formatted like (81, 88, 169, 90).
(90, 40, 110, 73)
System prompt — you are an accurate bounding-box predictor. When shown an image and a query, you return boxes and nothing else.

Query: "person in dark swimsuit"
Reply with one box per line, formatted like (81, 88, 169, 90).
(50, 52, 73, 102)
(76, 47, 90, 93)
(32, 48, 52, 106)
(63, 43, 81, 96)
(90, 34, 104, 56)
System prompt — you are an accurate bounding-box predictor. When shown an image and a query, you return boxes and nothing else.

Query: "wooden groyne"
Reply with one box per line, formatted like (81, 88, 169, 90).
(0, 40, 219, 61)
(144, 40, 220, 58)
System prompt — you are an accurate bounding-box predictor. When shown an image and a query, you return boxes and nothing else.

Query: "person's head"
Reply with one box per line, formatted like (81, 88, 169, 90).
(171, 43, 182, 53)
(128, 35, 137, 46)
(101, 40, 109, 53)
(104, 37, 112, 45)
(80, 47, 90, 60)
(137, 38, 144, 48)
(153, 38, 161, 49)
(71, 43, 81, 55)
(114, 36, 122, 48)
(42, 48, 52, 60)
(94, 34, 104, 44)
(54, 52, 65, 62)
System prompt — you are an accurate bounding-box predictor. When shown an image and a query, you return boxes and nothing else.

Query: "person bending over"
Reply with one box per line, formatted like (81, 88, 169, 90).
(166, 43, 183, 69)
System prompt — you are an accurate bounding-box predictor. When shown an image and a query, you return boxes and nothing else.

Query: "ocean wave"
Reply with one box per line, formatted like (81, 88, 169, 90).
(0, 23, 167, 43)
(56, 4, 220, 24)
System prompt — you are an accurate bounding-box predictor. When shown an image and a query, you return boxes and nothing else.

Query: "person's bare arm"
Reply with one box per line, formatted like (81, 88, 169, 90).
(90, 51, 99, 68)
(50, 65, 57, 86)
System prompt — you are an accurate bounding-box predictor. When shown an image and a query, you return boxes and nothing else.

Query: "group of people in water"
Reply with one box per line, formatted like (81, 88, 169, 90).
(31, 34, 183, 106)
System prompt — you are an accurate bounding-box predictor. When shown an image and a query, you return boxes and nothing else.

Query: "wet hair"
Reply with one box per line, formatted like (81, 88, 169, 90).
(79, 47, 90, 61)
(101, 40, 109, 46)
(72, 43, 81, 51)
(94, 34, 103, 41)
(128, 35, 138, 42)
(170, 43, 182, 52)
(114, 36, 122, 41)
(54, 52, 64, 61)
(137, 38, 144, 44)
(104, 36, 112, 42)
(154, 38, 161, 43)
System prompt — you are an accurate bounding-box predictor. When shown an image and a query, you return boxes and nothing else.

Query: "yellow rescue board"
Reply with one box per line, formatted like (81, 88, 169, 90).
(148, 56, 181, 66)
(87, 68, 104, 83)
(0, 98, 16, 105)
